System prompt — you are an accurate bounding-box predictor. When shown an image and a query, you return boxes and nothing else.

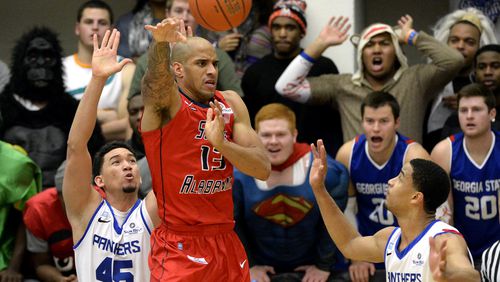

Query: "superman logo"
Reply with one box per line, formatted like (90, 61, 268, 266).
(252, 193, 313, 227)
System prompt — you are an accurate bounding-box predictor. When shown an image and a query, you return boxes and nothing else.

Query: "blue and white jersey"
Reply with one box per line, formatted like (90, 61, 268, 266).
(385, 220, 467, 282)
(448, 131, 500, 259)
(350, 133, 413, 236)
(74, 199, 153, 282)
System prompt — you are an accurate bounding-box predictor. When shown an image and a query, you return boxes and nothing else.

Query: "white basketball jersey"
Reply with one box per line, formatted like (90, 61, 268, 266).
(74, 199, 152, 282)
(63, 54, 123, 110)
(385, 220, 470, 282)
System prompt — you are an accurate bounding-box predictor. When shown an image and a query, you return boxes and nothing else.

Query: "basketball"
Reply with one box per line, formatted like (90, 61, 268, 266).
(188, 0, 252, 32)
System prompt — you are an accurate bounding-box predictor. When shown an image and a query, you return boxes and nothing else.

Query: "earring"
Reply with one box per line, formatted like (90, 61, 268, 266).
(492, 118, 496, 122)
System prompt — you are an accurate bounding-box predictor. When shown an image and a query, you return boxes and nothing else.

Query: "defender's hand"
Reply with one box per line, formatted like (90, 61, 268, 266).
(145, 17, 187, 43)
(91, 29, 132, 78)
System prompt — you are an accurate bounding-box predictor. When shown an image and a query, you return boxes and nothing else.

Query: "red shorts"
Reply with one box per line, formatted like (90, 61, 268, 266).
(149, 223, 250, 282)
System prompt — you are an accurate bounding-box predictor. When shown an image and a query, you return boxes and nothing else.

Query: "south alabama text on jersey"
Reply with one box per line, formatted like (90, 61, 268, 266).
(385, 220, 469, 282)
(74, 199, 153, 281)
(179, 175, 232, 194)
(142, 90, 236, 226)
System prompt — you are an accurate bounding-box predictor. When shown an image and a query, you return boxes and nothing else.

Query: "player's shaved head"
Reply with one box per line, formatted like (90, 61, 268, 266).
(171, 37, 214, 64)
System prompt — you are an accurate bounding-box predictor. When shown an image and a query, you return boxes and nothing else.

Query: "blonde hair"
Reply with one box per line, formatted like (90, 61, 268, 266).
(433, 8, 497, 46)
(255, 103, 296, 132)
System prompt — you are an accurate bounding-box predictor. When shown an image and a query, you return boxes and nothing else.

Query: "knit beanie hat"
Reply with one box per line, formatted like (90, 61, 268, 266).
(351, 23, 409, 86)
(268, 0, 307, 34)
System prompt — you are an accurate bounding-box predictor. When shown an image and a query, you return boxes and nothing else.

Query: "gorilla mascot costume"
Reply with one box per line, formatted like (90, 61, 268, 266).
(0, 27, 104, 188)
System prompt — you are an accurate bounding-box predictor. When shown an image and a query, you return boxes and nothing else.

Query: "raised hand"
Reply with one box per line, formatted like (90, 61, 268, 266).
(145, 17, 187, 43)
(91, 29, 132, 78)
(309, 139, 328, 190)
(205, 100, 226, 149)
(429, 237, 448, 281)
(397, 14, 414, 44)
(318, 16, 351, 47)
(181, 23, 194, 38)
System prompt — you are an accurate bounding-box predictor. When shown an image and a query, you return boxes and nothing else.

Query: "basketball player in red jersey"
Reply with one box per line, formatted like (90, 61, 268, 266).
(142, 18, 271, 281)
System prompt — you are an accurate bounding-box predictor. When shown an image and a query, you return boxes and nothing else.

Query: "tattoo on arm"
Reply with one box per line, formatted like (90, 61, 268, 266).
(142, 41, 174, 103)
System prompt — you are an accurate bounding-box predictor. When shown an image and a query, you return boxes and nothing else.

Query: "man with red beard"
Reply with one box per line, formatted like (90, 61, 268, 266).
(233, 103, 349, 282)
(275, 15, 464, 144)
(431, 83, 500, 269)
(336, 92, 429, 282)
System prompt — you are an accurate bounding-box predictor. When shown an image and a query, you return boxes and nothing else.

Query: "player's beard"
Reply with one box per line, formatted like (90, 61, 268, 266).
(122, 185, 137, 194)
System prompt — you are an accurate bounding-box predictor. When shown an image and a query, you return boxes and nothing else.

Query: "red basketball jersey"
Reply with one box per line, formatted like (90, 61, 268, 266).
(142, 90, 235, 227)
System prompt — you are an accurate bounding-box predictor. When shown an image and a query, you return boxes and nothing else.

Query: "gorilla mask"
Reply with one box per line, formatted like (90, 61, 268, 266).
(24, 37, 57, 88)
(8, 27, 65, 102)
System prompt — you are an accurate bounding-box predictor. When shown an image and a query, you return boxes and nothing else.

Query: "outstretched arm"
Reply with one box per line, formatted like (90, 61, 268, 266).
(396, 15, 417, 44)
(64, 29, 132, 238)
(310, 140, 392, 263)
(205, 92, 270, 180)
(429, 235, 480, 282)
(275, 16, 351, 103)
(304, 16, 351, 59)
(141, 18, 188, 132)
(399, 14, 463, 94)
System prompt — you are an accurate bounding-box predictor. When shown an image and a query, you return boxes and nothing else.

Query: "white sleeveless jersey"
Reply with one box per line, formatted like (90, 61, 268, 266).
(74, 199, 152, 282)
(385, 220, 470, 282)
(63, 54, 123, 110)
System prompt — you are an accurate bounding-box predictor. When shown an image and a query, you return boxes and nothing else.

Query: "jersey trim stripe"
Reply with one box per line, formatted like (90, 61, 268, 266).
(159, 126, 167, 223)
(106, 199, 142, 234)
(438, 229, 462, 237)
(140, 203, 152, 235)
(73, 200, 105, 249)
(395, 220, 438, 259)
(384, 227, 398, 264)
(179, 87, 211, 108)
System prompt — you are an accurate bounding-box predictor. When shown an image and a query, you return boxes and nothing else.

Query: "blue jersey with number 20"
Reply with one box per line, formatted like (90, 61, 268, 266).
(449, 131, 500, 259)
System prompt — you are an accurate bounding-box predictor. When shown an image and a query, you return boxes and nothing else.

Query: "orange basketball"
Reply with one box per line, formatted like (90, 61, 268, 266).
(189, 0, 253, 32)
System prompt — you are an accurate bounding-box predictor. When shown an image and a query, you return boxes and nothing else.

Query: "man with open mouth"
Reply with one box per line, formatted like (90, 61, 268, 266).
(336, 92, 429, 282)
(274, 14, 464, 144)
